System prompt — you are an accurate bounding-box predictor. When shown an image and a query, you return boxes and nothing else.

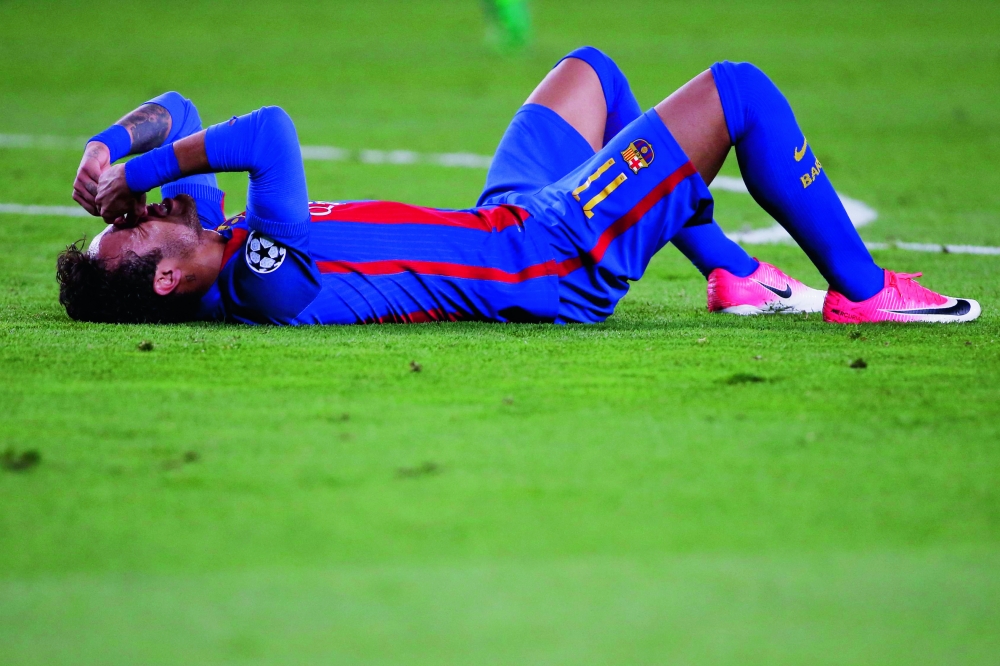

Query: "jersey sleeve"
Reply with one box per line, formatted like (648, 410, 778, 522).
(205, 107, 321, 323)
(205, 106, 311, 238)
(218, 231, 322, 324)
(146, 91, 226, 229)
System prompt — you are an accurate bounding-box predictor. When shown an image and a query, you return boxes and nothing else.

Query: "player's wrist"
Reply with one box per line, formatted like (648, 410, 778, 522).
(87, 125, 131, 163)
(124, 143, 182, 193)
(83, 140, 111, 163)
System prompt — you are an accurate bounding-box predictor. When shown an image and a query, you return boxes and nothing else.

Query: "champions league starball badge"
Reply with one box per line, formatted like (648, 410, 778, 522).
(245, 231, 287, 274)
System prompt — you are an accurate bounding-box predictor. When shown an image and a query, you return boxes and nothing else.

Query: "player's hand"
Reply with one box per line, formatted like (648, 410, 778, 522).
(72, 141, 111, 216)
(95, 163, 146, 225)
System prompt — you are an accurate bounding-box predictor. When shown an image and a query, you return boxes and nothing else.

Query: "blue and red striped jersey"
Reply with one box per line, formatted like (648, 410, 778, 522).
(196, 200, 560, 325)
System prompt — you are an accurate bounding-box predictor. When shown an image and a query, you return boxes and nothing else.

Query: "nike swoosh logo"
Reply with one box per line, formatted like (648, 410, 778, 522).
(886, 299, 972, 316)
(794, 138, 808, 162)
(753, 280, 793, 299)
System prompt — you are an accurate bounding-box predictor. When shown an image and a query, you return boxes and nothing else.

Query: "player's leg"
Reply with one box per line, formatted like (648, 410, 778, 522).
(674, 223, 826, 315)
(527, 49, 759, 278)
(522, 55, 606, 151)
(477, 55, 598, 207)
(656, 66, 881, 301)
(655, 63, 979, 322)
(526, 48, 824, 315)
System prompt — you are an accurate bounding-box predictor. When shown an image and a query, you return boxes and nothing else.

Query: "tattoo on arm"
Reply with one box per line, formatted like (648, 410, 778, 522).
(83, 143, 105, 160)
(115, 103, 172, 154)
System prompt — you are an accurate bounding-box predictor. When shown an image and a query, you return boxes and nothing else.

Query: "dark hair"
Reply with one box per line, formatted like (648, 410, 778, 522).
(56, 240, 201, 323)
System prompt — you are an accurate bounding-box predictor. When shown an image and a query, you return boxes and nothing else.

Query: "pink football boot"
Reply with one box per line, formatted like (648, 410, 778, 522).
(823, 270, 981, 323)
(707, 260, 827, 315)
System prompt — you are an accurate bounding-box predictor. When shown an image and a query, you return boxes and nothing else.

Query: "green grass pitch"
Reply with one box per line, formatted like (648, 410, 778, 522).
(1, 1, 999, 663)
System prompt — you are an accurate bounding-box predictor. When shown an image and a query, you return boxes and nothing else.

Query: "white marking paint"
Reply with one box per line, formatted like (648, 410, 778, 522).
(1, 133, 997, 255)
(0, 203, 91, 217)
(298, 145, 350, 161)
(709, 177, 999, 254)
(866, 241, 1000, 256)
(0, 133, 89, 149)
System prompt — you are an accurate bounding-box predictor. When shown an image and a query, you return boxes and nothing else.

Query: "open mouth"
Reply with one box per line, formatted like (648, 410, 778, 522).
(147, 198, 174, 218)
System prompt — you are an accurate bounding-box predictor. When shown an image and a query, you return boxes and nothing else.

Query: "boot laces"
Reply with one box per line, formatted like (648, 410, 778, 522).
(889, 271, 933, 302)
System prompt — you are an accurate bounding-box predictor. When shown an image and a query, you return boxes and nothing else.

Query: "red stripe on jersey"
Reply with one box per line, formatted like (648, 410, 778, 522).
(556, 161, 698, 277)
(368, 308, 466, 325)
(315, 258, 557, 284)
(308, 201, 529, 232)
(220, 227, 248, 269)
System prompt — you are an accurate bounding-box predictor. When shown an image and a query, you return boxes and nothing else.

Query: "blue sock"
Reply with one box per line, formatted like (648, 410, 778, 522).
(565, 46, 758, 278)
(710, 61, 884, 301)
(672, 221, 758, 277)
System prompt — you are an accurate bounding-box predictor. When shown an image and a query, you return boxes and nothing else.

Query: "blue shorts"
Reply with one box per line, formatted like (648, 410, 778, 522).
(479, 105, 714, 323)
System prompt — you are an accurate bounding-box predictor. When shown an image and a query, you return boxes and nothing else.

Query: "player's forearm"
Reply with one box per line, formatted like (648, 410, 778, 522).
(125, 107, 309, 232)
(125, 106, 304, 187)
(117, 102, 174, 154)
(176, 131, 210, 174)
(86, 103, 171, 162)
(88, 92, 204, 162)
(121, 130, 209, 194)
(123, 107, 309, 233)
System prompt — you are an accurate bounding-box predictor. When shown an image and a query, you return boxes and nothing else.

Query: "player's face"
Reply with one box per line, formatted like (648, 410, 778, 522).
(96, 195, 202, 265)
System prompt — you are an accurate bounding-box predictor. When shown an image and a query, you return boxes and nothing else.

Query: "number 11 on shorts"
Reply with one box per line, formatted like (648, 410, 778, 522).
(571, 158, 628, 219)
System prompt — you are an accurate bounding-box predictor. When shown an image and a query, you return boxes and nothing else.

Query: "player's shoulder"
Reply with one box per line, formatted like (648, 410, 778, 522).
(215, 220, 322, 324)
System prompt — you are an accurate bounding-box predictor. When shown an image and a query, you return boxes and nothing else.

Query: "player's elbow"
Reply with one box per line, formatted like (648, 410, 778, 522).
(724, 62, 770, 85)
(144, 91, 206, 139)
(156, 91, 189, 106)
(252, 106, 302, 165)
(256, 106, 299, 143)
(256, 105, 292, 121)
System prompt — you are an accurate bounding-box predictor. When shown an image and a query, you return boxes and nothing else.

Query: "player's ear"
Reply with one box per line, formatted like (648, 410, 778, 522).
(153, 260, 182, 296)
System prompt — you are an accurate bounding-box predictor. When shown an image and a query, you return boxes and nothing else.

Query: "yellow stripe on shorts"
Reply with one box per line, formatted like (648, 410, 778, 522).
(572, 158, 616, 201)
(582, 172, 627, 218)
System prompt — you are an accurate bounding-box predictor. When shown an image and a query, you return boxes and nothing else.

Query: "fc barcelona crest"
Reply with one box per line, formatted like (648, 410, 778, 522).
(621, 139, 654, 174)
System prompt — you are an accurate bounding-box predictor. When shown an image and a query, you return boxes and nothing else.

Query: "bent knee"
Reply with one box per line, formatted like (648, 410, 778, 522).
(712, 61, 775, 90)
(563, 46, 627, 85)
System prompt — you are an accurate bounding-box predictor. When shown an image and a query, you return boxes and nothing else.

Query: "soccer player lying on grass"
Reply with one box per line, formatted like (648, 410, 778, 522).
(61, 47, 980, 325)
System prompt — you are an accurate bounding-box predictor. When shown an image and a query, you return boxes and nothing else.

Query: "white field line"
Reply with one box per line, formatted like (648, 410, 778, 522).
(0, 133, 90, 149)
(2, 133, 997, 255)
(0, 203, 91, 217)
(709, 177, 1000, 254)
